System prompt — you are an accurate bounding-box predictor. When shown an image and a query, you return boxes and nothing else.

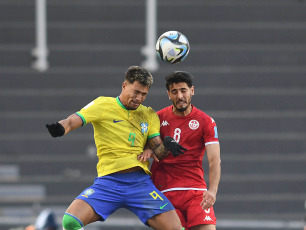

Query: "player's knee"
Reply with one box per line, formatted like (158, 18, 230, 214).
(62, 213, 84, 230)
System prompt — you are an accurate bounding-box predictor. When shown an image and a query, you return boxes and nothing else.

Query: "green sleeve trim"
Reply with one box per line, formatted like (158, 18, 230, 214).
(76, 112, 86, 126)
(148, 133, 160, 139)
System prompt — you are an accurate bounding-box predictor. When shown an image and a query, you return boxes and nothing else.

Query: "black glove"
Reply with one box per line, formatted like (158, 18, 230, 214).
(163, 136, 187, 157)
(46, 122, 65, 137)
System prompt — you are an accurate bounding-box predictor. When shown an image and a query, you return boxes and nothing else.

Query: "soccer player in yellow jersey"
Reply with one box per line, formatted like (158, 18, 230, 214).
(46, 66, 187, 230)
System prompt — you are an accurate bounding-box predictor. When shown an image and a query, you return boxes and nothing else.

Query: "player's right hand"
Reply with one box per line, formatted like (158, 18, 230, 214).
(201, 190, 216, 210)
(137, 149, 159, 162)
(46, 122, 65, 137)
(163, 136, 187, 157)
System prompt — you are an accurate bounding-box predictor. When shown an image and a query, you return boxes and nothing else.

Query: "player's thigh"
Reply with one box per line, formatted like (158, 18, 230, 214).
(190, 224, 216, 230)
(65, 199, 100, 226)
(175, 209, 187, 229)
(147, 209, 182, 230)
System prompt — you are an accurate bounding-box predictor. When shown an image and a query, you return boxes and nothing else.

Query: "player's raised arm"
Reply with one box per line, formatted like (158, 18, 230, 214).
(146, 135, 187, 160)
(46, 113, 83, 137)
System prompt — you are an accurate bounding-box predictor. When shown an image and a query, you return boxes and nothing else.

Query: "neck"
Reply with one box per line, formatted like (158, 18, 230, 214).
(118, 95, 128, 109)
(172, 104, 192, 116)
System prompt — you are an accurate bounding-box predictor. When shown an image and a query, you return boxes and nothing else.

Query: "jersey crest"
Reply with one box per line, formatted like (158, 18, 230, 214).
(140, 121, 148, 135)
(189, 120, 199, 130)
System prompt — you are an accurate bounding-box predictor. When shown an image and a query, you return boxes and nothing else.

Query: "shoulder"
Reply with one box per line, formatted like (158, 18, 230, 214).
(92, 96, 116, 106)
(96, 96, 115, 103)
(192, 106, 216, 125)
(157, 106, 172, 116)
(139, 104, 157, 113)
(137, 105, 158, 119)
(80, 97, 117, 113)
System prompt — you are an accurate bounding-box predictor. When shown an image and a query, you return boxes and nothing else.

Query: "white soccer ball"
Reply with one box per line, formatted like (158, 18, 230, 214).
(156, 31, 190, 64)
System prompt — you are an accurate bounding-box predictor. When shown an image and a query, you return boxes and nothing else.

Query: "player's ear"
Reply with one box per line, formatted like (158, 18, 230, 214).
(167, 91, 171, 100)
(122, 81, 126, 90)
(191, 86, 195, 96)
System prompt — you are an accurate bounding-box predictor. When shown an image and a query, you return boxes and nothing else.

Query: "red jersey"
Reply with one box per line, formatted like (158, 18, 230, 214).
(151, 105, 219, 192)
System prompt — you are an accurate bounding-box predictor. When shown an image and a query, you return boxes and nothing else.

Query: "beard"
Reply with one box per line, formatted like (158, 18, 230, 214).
(126, 101, 140, 110)
(173, 100, 189, 112)
(126, 105, 138, 110)
(175, 105, 188, 112)
(126, 107, 137, 110)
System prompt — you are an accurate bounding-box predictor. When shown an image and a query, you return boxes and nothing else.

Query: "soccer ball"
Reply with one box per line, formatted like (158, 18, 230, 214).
(156, 31, 190, 64)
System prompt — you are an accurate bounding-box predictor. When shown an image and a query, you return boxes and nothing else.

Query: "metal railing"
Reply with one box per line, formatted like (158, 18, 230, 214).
(32, 0, 158, 73)
(32, 0, 48, 72)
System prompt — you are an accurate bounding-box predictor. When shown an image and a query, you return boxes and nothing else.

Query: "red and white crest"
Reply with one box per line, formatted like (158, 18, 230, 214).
(189, 120, 199, 130)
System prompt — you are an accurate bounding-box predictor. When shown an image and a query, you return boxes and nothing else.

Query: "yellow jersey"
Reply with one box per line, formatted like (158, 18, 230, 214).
(76, 96, 160, 177)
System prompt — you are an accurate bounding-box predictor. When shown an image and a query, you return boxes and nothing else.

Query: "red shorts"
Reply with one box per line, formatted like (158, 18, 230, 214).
(164, 190, 216, 229)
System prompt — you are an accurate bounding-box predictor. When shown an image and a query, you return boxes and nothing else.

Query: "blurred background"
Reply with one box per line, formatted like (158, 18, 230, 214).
(0, 0, 305, 229)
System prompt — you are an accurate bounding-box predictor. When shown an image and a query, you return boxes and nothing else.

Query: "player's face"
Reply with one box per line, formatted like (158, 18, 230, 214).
(120, 80, 149, 110)
(168, 82, 194, 113)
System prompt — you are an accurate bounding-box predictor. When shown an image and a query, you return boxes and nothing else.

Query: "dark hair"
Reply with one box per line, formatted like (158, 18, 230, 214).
(125, 66, 153, 88)
(165, 71, 193, 90)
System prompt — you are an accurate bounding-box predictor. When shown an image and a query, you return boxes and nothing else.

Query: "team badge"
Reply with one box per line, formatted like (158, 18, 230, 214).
(81, 188, 95, 198)
(140, 122, 148, 135)
(189, 120, 199, 130)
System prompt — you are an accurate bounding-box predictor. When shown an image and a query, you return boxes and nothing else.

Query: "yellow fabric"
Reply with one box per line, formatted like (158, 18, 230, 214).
(76, 96, 160, 177)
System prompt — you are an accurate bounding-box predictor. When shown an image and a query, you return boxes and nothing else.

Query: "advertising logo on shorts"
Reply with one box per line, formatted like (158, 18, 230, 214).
(81, 188, 95, 198)
(189, 120, 199, 130)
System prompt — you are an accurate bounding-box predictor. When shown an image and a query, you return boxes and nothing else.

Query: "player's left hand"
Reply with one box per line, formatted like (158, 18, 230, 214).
(163, 136, 187, 157)
(200, 190, 216, 210)
(137, 149, 159, 162)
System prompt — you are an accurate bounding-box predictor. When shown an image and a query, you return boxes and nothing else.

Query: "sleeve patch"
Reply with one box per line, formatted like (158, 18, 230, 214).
(214, 126, 218, 138)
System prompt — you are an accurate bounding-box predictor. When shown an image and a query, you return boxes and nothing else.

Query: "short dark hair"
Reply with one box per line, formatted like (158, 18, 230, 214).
(165, 71, 193, 90)
(125, 66, 153, 88)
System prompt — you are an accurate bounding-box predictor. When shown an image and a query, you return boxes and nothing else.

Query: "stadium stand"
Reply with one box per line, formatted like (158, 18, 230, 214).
(0, 0, 305, 229)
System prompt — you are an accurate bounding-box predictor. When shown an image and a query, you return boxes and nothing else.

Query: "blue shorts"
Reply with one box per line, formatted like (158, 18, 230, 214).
(76, 170, 174, 225)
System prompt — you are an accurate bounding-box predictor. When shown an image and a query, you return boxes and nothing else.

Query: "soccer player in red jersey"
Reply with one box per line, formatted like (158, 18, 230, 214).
(139, 71, 221, 230)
